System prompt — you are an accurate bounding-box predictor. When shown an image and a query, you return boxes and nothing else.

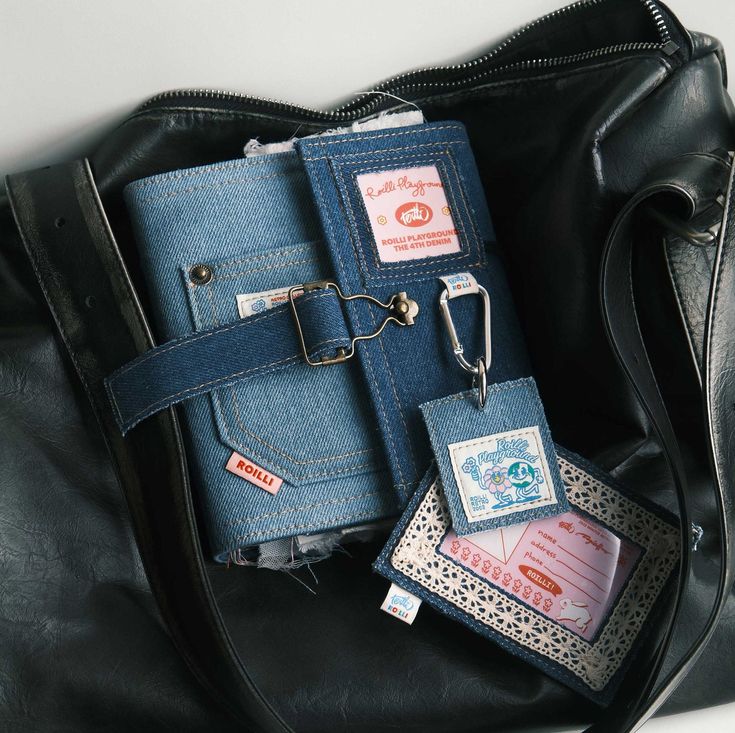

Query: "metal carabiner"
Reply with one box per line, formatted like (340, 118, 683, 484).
(438, 275, 491, 407)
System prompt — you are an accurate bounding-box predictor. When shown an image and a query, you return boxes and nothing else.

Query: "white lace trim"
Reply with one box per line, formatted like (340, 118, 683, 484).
(389, 456, 679, 692)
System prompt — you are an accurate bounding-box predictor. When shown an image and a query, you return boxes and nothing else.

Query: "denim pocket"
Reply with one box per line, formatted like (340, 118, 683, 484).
(182, 240, 382, 486)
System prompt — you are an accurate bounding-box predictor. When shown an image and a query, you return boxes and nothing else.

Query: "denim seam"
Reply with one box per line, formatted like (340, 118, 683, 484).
(136, 169, 299, 204)
(309, 163, 408, 494)
(208, 258, 316, 282)
(232, 508, 387, 543)
(300, 124, 465, 150)
(188, 268, 207, 326)
(196, 282, 376, 469)
(187, 241, 316, 272)
(214, 392, 377, 478)
(228, 390, 375, 464)
(127, 153, 298, 191)
(302, 140, 465, 163)
(336, 153, 481, 277)
(224, 488, 388, 527)
(422, 379, 535, 411)
(375, 332, 419, 490)
(205, 280, 220, 324)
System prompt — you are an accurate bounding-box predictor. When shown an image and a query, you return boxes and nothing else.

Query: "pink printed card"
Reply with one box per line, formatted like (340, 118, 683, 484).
(439, 508, 640, 641)
(374, 448, 679, 703)
(356, 165, 462, 262)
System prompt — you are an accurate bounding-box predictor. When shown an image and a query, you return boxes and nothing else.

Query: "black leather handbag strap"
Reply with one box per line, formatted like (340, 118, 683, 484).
(594, 151, 735, 732)
(4, 160, 290, 733)
(5, 154, 734, 732)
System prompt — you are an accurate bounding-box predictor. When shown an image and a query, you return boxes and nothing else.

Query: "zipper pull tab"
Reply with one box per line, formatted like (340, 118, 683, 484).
(662, 40, 680, 56)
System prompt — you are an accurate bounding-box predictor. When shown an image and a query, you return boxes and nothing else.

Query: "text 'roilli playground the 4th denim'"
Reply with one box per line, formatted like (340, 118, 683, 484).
(123, 118, 531, 564)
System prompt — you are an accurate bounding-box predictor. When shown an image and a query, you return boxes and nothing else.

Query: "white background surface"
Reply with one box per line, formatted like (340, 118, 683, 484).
(1, 1, 734, 730)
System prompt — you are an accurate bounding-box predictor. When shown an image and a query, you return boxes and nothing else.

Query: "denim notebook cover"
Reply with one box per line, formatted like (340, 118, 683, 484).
(373, 449, 679, 704)
(124, 153, 398, 561)
(296, 121, 533, 500)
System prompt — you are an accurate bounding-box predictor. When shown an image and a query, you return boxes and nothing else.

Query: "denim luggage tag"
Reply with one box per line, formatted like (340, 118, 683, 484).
(373, 451, 679, 703)
(421, 379, 570, 536)
(421, 381, 570, 537)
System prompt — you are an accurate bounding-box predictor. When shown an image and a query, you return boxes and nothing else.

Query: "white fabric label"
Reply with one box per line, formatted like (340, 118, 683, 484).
(439, 272, 479, 299)
(380, 582, 422, 625)
(448, 425, 558, 524)
(236, 287, 298, 318)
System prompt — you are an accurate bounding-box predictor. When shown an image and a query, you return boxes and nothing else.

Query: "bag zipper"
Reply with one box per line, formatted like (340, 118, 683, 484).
(136, 0, 678, 122)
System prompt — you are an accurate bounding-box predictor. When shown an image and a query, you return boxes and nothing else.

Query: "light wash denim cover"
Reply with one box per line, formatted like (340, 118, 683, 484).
(124, 152, 397, 562)
(123, 121, 531, 562)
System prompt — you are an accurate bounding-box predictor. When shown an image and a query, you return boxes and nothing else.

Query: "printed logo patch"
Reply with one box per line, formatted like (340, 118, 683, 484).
(225, 451, 283, 495)
(448, 426, 557, 523)
(356, 165, 461, 262)
(380, 582, 422, 625)
(439, 272, 479, 298)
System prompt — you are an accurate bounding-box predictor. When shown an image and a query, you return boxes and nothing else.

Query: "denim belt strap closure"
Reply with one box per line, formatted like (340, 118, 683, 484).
(106, 283, 418, 434)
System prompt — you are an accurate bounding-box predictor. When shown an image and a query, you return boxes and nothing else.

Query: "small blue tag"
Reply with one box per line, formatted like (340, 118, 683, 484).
(420, 377, 569, 536)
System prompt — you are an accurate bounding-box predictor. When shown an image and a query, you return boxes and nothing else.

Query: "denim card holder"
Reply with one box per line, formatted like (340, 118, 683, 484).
(373, 450, 679, 704)
(123, 153, 398, 562)
(420, 379, 570, 536)
(295, 122, 533, 499)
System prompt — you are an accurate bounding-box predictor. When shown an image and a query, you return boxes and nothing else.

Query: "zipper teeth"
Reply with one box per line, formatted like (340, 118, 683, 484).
(359, 41, 663, 99)
(643, 0, 672, 44)
(345, 0, 607, 91)
(137, 0, 672, 120)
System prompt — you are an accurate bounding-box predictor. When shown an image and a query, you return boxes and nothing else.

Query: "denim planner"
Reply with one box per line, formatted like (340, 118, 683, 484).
(121, 118, 534, 565)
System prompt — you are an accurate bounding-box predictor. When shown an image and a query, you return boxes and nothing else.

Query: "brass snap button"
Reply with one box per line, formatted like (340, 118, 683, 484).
(189, 264, 213, 285)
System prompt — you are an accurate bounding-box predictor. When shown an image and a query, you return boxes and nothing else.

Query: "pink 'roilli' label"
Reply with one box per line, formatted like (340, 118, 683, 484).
(356, 165, 461, 262)
(225, 451, 283, 495)
(439, 509, 641, 640)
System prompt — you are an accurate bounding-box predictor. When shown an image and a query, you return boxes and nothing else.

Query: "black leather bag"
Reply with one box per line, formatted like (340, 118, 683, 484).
(2, 1, 734, 730)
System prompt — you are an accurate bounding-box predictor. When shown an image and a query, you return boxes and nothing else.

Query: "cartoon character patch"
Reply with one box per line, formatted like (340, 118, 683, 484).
(420, 381, 570, 536)
(461, 444, 546, 509)
(448, 428, 557, 524)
